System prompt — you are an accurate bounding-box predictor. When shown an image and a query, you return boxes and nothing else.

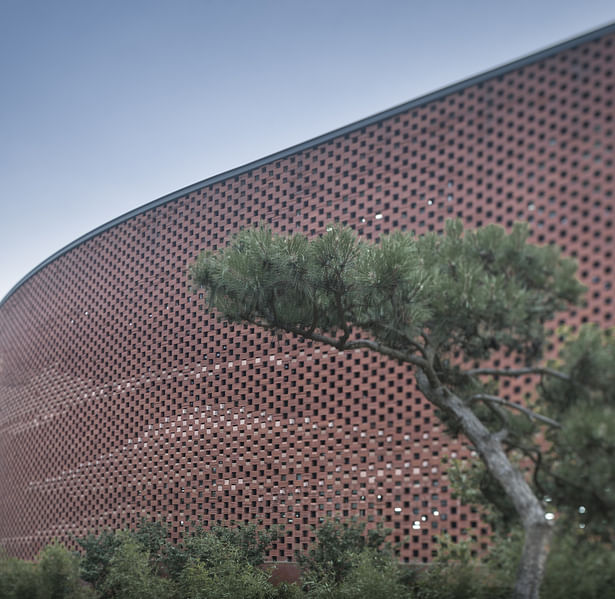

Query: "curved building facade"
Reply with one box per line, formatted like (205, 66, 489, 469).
(1, 24, 614, 562)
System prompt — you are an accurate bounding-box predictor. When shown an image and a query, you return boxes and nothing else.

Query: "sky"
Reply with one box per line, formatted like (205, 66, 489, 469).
(1, 0, 614, 301)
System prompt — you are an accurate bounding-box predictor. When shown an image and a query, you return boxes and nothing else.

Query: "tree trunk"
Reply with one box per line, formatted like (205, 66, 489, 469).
(514, 516, 553, 599)
(416, 371, 553, 599)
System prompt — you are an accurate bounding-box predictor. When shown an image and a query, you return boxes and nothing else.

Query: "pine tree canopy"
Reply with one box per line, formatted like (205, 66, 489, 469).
(192, 220, 583, 367)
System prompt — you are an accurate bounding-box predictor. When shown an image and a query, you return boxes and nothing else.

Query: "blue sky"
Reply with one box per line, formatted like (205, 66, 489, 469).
(1, 0, 614, 300)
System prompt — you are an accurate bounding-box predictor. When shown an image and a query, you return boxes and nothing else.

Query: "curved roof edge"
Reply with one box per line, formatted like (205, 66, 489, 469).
(3, 21, 615, 306)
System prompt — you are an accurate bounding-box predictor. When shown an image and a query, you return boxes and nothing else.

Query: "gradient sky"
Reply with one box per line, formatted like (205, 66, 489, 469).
(1, 0, 614, 300)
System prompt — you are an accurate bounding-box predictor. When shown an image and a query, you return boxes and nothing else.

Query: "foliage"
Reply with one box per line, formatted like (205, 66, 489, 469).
(191, 221, 587, 467)
(177, 541, 274, 599)
(540, 528, 615, 599)
(272, 582, 306, 599)
(164, 520, 280, 580)
(77, 528, 122, 591)
(334, 550, 408, 599)
(191, 221, 583, 368)
(37, 542, 87, 599)
(131, 519, 168, 569)
(100, 533, 174, 599)
(302, 551, 408, 599)
(78, 518, 174, 588)
(416, 525, 615, 599)
(410, 533, 515, 599)
(413, 561, 511, 599)
(0, 551, 40, 599)
(76, 518, 281, 592)
(297, 519, 392, 584)
(539, 326, 615, 539)
(167, 521, 279, 598)
(0, 543, 94, 599)
(209, 520, 281, 566)
(4, 519, 615, 598)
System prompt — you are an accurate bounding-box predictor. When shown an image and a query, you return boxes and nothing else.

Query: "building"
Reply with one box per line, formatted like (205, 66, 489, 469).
(1, 23, 614, 562)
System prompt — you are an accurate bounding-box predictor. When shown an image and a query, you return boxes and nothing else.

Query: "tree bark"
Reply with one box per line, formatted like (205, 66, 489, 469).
(514, 517, 553, 599)
(416, 370, 553, 599)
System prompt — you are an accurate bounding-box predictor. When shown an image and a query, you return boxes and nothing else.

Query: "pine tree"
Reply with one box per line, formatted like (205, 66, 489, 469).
(191, 220, 614, 599)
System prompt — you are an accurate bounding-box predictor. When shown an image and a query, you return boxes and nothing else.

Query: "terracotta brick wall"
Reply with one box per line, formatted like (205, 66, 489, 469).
(1, 25, 613, 563)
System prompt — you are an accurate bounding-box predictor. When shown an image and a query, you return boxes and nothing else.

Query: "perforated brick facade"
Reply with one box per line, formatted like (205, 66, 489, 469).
(1, 24, 614, 563)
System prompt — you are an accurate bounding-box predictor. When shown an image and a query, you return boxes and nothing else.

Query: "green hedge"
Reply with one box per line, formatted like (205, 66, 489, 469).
(1, 520, 612, 598)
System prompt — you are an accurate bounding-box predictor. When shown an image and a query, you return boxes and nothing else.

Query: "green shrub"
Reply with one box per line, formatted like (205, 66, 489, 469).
(28, 520, 615, 599)
(177, 534, 276, 599)
(38, 542, 89, 599)
(180, 556, 274, 599)
(78, 518, 170, 589)
(131, 519, 168, 559)
(208, 521, 281, 566)
(271, 581, 305, 599)
(413, 561, 512, 599)
(409, 533, 514, 599)
(298, 519, 392, 585)
(77, 529, 122, 592)
(165, 521, 279, 581)
(100, 533, 174, 599)
(335, 550, 408, 599)
(0, 552, 40, 599)
(540, 530, 615, 599)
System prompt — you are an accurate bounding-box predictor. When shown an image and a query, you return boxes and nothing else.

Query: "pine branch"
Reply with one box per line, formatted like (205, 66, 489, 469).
(482, 399, 510, 439)
(358, 319, 427, 358)
(469, 393, 561, 428)
(252, 318, 429, 370)
(343, 338, 428, 369)
(466, 366, 571, 382)
(504, 440, 547, 499)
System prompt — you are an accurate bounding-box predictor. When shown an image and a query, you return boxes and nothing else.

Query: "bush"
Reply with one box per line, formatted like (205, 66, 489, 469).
(177, 533, 277, 598)
(407, 533, 513, 599)
(412, 561, 512, 599)
(540, 529, 615, 599)
(0, 543, 92, 599)
(179, 554, 274, 599)
(208, 521, 281, 566)
(38, 542, 93, 599)
(299, 521, 409, 599)
(78, 519, 169, 589)
(165, 521, 279, 581)
(100, 533, 174, 599)
(24, 519, 615, 599)
(335, 550, 408, 599)
(0, 552, 40, 599)
(77, 529, 122, 592)
(271, 581, 305, 599)
(298, 519, 392, 585)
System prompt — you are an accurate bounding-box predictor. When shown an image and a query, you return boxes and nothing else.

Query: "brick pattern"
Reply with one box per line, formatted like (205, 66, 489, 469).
(1, 29, 614, 562)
